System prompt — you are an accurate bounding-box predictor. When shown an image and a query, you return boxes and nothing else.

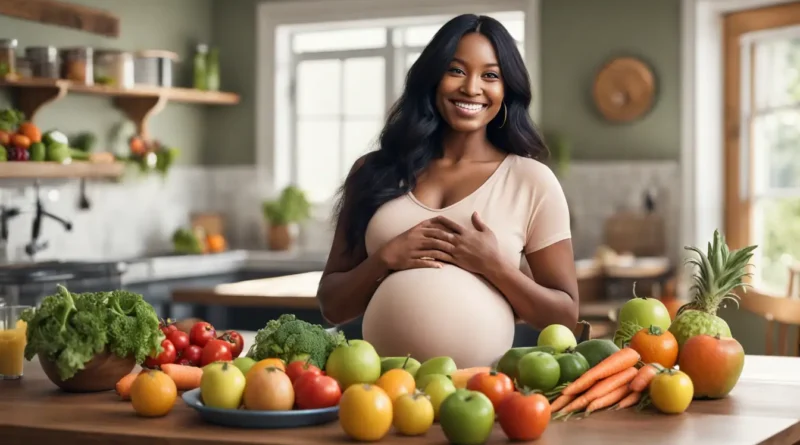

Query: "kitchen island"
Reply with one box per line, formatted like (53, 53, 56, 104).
(2, 354, 800, 444)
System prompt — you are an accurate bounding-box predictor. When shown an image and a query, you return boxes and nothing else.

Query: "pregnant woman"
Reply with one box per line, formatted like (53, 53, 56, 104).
(317, 14, 579, 368)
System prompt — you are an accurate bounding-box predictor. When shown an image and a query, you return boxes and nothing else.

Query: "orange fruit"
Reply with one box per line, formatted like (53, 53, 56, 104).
(129, 370, 177, 417)
(10, 134, 30, 150)
(0, 130, 10, 146)
(17, 122, 41, 143)
(206, 234, 227, 253)
(376, 368, 415, 401)
(246, 358, 286, 380)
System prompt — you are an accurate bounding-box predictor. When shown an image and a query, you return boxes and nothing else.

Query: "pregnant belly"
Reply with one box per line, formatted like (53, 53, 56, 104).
(361, 264, 516, 369)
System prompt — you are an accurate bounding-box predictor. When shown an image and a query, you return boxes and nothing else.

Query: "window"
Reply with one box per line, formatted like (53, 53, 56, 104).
(725, 3, 800, 295)
(279, 12, 526, 204)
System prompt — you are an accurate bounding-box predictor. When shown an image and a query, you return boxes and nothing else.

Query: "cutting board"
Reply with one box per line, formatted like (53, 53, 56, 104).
(604, 210, 665, 257)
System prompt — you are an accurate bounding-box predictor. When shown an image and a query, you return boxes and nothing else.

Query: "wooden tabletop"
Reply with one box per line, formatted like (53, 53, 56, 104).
(2, 355, 800, 445)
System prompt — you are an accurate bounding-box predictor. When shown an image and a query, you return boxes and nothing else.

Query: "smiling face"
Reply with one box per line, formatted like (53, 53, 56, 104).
(435, 32, 505, 134)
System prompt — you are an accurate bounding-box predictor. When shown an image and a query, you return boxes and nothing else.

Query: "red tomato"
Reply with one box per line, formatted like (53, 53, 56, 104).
(466, 370, 515, 410)
(176, 357, 192, 366)
(144, 339, 177, 368)
(285, 359, 322, 383)
(293, 372, 341, 409)
(159, 318, 178, 336)
(200, 339, 232, 366)
(217, 330, 244, 358)
(167, 330, 190, 352)
(182, 344, 203, 366)
(189, 322, 216, 347)
(497, 391, 551, 441)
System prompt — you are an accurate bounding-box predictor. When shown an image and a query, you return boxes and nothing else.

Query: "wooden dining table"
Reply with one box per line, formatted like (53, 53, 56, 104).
(2, 352, 800, 445)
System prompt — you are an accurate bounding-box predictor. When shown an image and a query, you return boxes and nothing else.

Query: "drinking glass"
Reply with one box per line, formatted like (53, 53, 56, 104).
(0, 305, 30, 379)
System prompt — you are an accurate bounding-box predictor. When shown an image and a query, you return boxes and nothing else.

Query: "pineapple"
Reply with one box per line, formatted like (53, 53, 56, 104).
(668, 229, 757, 349)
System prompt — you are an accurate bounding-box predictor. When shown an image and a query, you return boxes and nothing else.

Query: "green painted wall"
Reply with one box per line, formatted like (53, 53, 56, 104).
(539, 0, 681, 161)
(0, 0, 214, 165)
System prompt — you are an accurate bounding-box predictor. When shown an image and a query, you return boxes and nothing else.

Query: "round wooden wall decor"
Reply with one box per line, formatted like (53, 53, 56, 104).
(592, 56, 656, 123)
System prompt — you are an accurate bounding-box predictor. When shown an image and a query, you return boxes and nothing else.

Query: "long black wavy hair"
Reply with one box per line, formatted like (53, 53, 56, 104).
(334, 14, 548, 255)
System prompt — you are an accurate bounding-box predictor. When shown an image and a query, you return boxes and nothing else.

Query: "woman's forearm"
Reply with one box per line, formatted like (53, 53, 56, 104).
(317, 254, 390, 325)
(482, 261, 578, 330)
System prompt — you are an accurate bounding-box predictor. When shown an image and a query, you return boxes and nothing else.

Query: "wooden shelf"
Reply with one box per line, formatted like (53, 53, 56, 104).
(0, 161, 125, 179)
(0, 78, 240, 137)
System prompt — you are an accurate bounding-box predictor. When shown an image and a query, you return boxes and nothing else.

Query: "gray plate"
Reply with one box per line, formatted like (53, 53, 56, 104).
(181, 388, 340, 429)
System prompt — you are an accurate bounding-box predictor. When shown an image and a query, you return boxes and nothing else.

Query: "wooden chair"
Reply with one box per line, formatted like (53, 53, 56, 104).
(739, 288, 800, 356)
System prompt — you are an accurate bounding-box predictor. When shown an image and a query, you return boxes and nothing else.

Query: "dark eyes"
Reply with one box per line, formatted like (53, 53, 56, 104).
(447, 67, 500, 79)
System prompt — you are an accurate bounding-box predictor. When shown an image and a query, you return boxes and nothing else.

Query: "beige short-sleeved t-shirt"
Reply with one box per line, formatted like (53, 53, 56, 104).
(361, 154, 571, 368)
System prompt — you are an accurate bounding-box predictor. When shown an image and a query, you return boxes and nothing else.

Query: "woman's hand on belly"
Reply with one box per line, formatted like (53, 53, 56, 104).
(426, 212, 501, 276)
(377, 219, 456, 271)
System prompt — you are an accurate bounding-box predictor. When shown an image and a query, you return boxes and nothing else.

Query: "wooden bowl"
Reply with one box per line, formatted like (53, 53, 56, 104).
(38, 350, 136, 393)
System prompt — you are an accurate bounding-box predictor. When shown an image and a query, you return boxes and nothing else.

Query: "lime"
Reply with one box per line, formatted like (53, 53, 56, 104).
(517, 351, 560, 392)
(554, 351, 589, 385)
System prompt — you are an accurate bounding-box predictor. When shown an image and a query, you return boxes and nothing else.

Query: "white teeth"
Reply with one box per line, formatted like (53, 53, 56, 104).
(454, 101, 485, 112)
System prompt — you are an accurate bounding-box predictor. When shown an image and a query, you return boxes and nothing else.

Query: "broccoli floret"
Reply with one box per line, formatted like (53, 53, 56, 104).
(247, 314, 346, 369)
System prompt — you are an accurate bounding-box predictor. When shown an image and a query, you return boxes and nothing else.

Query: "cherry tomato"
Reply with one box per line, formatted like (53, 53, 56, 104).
(144, 339, 177, 368)
(176, 357, 192, 366)
(466, 370, 515, 410)
(159, 318, 178, 336)
(182, 344, 203, 366)
(189, 322, 216, 347)
(285, 359, 322, 383)
(294, 372, 342, 409)
(200, 339, 232, 366)
(217, 330, 244, 358)
(167, 330, 190, 352)
(496, 391, 551, 441)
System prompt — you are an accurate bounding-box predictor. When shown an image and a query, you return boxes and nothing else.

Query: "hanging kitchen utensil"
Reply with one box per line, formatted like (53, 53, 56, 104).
(592, 56, 656, 123)
(78, 178, 91, 210)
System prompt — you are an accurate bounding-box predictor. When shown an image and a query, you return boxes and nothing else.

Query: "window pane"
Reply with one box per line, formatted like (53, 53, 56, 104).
(297, 59, 341, 117)
(296, 119, 342, 203)
(293, 27, 387, 53)
(401, 24, 442, 47)
(753, 197, 800, 293)
(343, 57, 386, 116)
(343, 118, 383, 169)
(501, 19, 525, 42)
(752, 108, 800, 191)
(754, 37, 800, 112)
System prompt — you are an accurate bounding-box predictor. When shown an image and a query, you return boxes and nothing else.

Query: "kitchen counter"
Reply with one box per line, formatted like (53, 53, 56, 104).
(2, 354, 800, 445)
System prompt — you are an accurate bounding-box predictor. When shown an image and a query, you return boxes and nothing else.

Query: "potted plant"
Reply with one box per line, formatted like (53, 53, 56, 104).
(262, 185, 311, 251)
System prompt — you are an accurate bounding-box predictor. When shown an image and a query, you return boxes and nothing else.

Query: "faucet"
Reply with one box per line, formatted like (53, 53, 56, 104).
(25, 181, 72, 258)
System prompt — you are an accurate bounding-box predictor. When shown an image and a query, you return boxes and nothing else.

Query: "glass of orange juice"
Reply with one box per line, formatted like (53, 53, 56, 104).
(0, 305, 30, 379)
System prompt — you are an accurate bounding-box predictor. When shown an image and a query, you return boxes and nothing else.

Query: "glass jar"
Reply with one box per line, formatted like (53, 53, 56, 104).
(25, 46, 59, 79)
(59, 47, 94, 85)
(94, 49, 133, 88)
(0, 39, 18, 77)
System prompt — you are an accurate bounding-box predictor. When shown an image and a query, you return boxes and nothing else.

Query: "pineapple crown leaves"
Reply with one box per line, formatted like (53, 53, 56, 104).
(679, 229, 758, 316)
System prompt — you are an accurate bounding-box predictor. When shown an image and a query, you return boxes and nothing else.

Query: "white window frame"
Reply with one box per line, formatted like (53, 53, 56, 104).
(680, 0, 798, 252)
(256, 0, 541, 210)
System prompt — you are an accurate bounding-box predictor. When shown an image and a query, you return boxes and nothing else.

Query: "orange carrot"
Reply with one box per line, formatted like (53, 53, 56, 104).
(550, 393, 576, 412)
(556, 393, 592, 415)
(561, 347, 641, 396)
(585, 385, 631, 415)
(629, 363, 662, 392)
(615, 391, 642, 410)
(115, 372, 140, 400)
(580, 367, 638, 402)
(161, 363, 203, 390)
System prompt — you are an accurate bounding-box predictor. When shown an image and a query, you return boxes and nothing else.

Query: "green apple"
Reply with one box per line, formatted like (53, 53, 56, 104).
(618, 294, 672, 333)
(517, 351, 560, 392)
(496, 346, 555, 381)
(537, 324, 577, 353)
(422, 374, 456, 420)
(380, 355, 421, 377)
(232, 356, 256, 375)
(200, 361, 246, 409)
(439, 389, 495, 445)
(325, 339, 382, 390)
(415, 356, 457, 389)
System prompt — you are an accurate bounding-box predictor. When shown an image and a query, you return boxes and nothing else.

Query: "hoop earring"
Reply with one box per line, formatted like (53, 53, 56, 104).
(498, 102, 507, 129)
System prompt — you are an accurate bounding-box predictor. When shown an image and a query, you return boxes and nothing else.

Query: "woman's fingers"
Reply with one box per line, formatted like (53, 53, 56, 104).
(419, 231, 455, 249)
(417, 250, 454, 263)
(408, 259, 443, 269)
(428, 216, 465, 234)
